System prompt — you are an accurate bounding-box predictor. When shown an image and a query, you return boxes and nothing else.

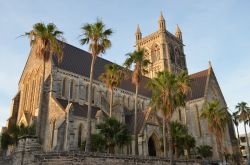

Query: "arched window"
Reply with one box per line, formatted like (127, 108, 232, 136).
(151, 44, 160, 62)
(36, 77, 42, 108)
(78, 124, 83, 147)
(61, 78, 68, 98)
(24, 84, 29, 111)
(51, 119, 56, 148)
(30, 80, 35, 113)
(85, 84, 89, 101)
(174, 47, 181, 67)
(92, 87, 95, 104)
(69, 79, 75, 100)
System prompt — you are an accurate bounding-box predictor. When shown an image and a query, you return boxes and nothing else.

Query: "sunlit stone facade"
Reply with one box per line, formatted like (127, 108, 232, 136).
(6, 13, 237, 159)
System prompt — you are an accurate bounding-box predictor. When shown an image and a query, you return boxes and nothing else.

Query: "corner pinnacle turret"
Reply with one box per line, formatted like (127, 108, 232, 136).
(158, 11, 166, 31)
(135, 24, 142, 42)
(175, 24, 182, 42)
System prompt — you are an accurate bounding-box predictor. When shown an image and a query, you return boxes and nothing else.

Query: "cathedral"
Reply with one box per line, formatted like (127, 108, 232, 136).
(6, 13, 237, 159)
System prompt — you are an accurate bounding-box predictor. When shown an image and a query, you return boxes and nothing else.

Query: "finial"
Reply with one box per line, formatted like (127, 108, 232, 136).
(159, 11, 165, 21)
(208, 61, 212, 68)
(176, 24, 181, 33)
(136, 24, 141, 33)
(175, 24, 182, 41)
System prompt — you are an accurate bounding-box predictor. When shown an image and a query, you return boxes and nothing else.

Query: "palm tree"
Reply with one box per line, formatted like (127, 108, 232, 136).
(99, 64, 124, 117)
(123, 49, 150, 155)
(23, 23, 64, 142)
(96, 117, 132, 154)
(196, 145, 213, 159)
(80, 19, 113, 152)
(200, 100, 229, 159)
(232, 112, 240, 147)
(148, 71, 190, 164)
(171, 121, 188, 158)
(236, 102, 250, 158)
(183, 134, 196, 159)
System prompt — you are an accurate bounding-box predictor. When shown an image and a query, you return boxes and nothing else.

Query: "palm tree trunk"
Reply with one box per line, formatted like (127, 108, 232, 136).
(236, 125, 241, 152)
(85, 56, 96, 152)
(109, 88, 113, 117)
(134, 85, 139, 155)
(174, 144, 178, 159)
(163, 117, 167, 157)
(167, 120, 173, 165)
(36, 59, 45, 143)
(244, 122, 250, 158)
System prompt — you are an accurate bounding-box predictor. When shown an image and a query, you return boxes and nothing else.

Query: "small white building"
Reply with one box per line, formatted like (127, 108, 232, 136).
(239, 133, 250, 157)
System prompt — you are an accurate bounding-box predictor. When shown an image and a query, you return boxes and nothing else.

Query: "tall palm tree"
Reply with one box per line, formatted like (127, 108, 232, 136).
(200, 100, 229, 159)
(23, 23, 64, 143)
(148, 71, 190, 164)
(99, 64, 124, 117)
(232, 112, 240, 147)
(236, 102, 250, 158)
(123, 49, 150, 155)
(80, 19, 113, 152)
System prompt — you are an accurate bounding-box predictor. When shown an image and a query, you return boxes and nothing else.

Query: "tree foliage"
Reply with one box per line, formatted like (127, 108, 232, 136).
(80, 19, 113, 152)
(123, 48, 150, 155)
(99, 64, 124, 117)
(148, 70, 190, 163)
(196, 145, 213, 158)
(95, 117, 132, 154)
(0, 124, 36, 150)
(200, 100, 229, 159)
(171, 121, 195, 158)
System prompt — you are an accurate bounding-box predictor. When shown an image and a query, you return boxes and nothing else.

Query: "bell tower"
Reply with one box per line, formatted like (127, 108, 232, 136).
(135, 12, 187, 78)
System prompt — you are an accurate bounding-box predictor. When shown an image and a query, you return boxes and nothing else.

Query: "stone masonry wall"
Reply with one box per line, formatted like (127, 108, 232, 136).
(0, 137, 208, 165)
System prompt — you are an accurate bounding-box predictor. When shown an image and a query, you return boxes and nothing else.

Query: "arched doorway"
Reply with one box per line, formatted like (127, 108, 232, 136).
(148, 136, 156, 156)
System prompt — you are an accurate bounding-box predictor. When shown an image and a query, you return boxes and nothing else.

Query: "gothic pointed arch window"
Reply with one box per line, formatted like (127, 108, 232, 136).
(92, 86, 95, 104)
(51, 119, 56, 148)
(78, 123, 83, 147)
(69, 79, 75, 100)
(151, 44, 160, 63)
(61, 77, 68, 98)
(174, 47, 181, 67)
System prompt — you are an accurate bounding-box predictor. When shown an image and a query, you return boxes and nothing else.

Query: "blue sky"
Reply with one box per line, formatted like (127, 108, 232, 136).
(0, 0, 250, 134)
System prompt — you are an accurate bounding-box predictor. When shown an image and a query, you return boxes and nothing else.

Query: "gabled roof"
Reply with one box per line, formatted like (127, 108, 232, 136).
(56, 98, 102, 119)
(124, 107, 145, 134)
(53, 42, 151, 98)
(53, 42, 209, 101)
(188, 69, 209, 100)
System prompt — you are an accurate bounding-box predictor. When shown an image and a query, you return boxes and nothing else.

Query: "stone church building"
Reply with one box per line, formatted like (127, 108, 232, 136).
(6, 13, 237, 159)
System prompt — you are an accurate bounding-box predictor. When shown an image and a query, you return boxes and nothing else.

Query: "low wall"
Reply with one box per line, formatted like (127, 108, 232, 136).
(35, 152, 203, 165)
(0, 137, 209, 165)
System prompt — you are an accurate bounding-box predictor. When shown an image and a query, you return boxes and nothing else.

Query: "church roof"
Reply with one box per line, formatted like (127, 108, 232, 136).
(188, 69, 209, 100)
(124, 107, 145, 134)
(53, 42, 208, 101)
(53, 42, 152, 98)
(56, 98, 102, 119)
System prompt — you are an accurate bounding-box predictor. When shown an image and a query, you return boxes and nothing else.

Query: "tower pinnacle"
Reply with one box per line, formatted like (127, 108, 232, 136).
(175, 24, 182, 42)
(135, 24, 142, 42)
(158, 11, 166, 31)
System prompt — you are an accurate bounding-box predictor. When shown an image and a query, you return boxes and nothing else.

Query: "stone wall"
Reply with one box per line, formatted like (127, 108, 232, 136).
(35, 152, 203, 165)
(0, 137, 209, 165)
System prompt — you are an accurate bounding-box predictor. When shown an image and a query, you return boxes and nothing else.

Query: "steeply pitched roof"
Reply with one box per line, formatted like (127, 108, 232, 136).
(53, 42, 209, 101)
(53, 42, 151, 97)
(124, 107, 145, 134)
(56, 98, 101, 119)
(188, 69, 209, 100)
